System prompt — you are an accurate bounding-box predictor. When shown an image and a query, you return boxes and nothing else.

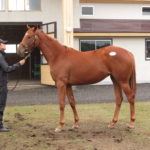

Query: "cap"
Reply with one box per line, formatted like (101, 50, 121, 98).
(0, 39, 8, 44)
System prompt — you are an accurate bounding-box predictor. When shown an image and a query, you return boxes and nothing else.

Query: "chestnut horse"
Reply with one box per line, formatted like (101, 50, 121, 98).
(17, 25, 136, 132)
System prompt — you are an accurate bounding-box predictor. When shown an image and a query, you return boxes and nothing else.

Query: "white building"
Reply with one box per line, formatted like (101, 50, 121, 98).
(0, 0, 150, 84)
(73, 0, 150, 84)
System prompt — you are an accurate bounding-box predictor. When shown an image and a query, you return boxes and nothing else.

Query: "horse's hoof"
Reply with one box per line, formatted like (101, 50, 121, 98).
(72, 124, 79, 129)
(126, 123, 135, 129)
(108, 122, 115, 128)
(55, 128, 62, 132)
(108, 124, 115, 128)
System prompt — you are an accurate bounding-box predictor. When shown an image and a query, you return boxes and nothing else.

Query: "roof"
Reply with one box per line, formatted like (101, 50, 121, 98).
(80, 0, 150, 4)
(74, 19, 150, 33)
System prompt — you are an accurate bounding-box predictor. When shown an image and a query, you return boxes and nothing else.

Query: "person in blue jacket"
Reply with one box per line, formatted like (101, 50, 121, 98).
(0, 39, 25, 132)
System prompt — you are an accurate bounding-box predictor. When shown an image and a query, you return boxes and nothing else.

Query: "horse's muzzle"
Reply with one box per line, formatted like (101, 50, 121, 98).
(16, 47, 26, 57)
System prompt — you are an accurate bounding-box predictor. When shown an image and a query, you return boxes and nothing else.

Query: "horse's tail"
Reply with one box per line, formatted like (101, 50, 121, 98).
(129, 59, 136, 94)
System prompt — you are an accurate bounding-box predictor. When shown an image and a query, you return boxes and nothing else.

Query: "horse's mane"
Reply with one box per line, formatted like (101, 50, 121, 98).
(36, 29, 86, 53)
(36, 29, 65, 47)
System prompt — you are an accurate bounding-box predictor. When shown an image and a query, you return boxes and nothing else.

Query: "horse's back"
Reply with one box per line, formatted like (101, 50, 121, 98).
(67, 45, 135, 76)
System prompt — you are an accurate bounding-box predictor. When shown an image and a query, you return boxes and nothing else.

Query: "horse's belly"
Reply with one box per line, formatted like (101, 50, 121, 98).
(69, 70, 109, 85)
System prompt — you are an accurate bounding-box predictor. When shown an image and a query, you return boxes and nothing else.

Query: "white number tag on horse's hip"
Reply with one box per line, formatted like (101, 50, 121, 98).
(109, 52, 117, 56)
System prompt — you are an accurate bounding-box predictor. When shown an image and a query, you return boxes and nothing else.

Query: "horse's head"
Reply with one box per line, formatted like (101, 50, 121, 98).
(17, 25, 40, 57)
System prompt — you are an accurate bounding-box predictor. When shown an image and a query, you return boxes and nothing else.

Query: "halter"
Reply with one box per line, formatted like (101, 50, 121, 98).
(20, 34, 38, 51)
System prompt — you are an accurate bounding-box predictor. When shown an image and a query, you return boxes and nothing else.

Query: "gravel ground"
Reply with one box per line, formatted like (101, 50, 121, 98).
(6, 81, 150, 106)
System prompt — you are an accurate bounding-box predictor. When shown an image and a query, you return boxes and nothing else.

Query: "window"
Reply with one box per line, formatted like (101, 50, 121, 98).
(145, 39, 150, 60)
(81, 6, 94, 16)
(8, 0, 41, 11)
(5, 44, 17, 53)
(26, 0, 41, 11)
(9, 0, 24, 10)
(0, 0, 4, 10)
(142, 7, 150, 15)
(80, 39, 112, 52)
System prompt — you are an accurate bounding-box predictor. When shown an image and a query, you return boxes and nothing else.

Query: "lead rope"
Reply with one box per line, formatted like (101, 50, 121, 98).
(10, 53, 31, 91)
(24, 53, 31, 60)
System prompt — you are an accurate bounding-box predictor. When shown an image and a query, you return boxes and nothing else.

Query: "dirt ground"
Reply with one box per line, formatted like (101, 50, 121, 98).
(1, 121, 147, 150)
(0, 103, 150, 150)
(1, 81, 149, 150)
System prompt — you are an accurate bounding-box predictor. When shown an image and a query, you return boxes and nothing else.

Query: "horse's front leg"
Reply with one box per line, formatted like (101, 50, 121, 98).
(55, 81, 67, 132)
(66, 85, 79, 129)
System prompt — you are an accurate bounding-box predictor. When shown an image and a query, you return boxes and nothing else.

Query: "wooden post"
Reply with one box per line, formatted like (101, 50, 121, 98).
(62, 0, 73, 47)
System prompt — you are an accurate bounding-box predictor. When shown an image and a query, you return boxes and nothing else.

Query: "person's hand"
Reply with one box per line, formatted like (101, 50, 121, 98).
(19, 59, 26, 66)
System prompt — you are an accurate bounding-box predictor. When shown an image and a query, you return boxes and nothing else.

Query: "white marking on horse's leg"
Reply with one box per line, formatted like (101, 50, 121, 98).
(126, 123, 135, 129)
(108, 124, 115, 128)
(72, 124, 79, 129)
(107, 120, 117, 128)
(55, 128, 62, 132)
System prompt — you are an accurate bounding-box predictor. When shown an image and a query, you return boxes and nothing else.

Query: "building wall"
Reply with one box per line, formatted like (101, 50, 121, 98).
(80, 0, 150, 3)
(79, 3, 150, 20)
(74, 36, 150, 84)
(0, 0, 63, 42)
(107, 37, 150, 84)
(73, 2, 150, 84)
(113, 37, 150, 83)
(73, 0, 80, 28)
(0, 0, 149, 84)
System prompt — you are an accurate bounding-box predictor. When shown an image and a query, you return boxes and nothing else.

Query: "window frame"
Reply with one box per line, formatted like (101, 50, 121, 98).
(79, 39, 112, 52)
(8, 0, 41, 12)
(81, 5, 94, 16)
(0, 0, 5, 11)
(145, 39, 150, 60)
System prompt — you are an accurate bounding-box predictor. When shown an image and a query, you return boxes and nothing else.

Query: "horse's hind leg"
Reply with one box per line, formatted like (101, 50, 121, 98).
(108, 76, 123, 128)
(66, 85, 79, 129)
(120, 82, 135, 128)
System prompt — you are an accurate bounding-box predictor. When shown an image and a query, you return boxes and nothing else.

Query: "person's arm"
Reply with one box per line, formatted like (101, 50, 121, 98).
(0, 53, 25, 73)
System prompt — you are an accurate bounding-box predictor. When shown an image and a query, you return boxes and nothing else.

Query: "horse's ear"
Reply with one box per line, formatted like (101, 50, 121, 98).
(33, 24, 40, 32)
(26, 24, 30, 29)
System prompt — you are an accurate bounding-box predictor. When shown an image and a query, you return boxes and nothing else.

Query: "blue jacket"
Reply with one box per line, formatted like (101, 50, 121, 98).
(0, 51, 21, 85)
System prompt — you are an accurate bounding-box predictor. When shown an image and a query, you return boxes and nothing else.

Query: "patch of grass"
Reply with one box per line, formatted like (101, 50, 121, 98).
(0, 102, 150, 150)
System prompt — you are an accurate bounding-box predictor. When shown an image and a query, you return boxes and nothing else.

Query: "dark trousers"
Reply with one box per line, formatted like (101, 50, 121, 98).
(0, 85, 8, 124)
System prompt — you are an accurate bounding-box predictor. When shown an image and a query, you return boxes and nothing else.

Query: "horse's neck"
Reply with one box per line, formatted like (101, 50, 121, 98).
(37, 31, 65, 66)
